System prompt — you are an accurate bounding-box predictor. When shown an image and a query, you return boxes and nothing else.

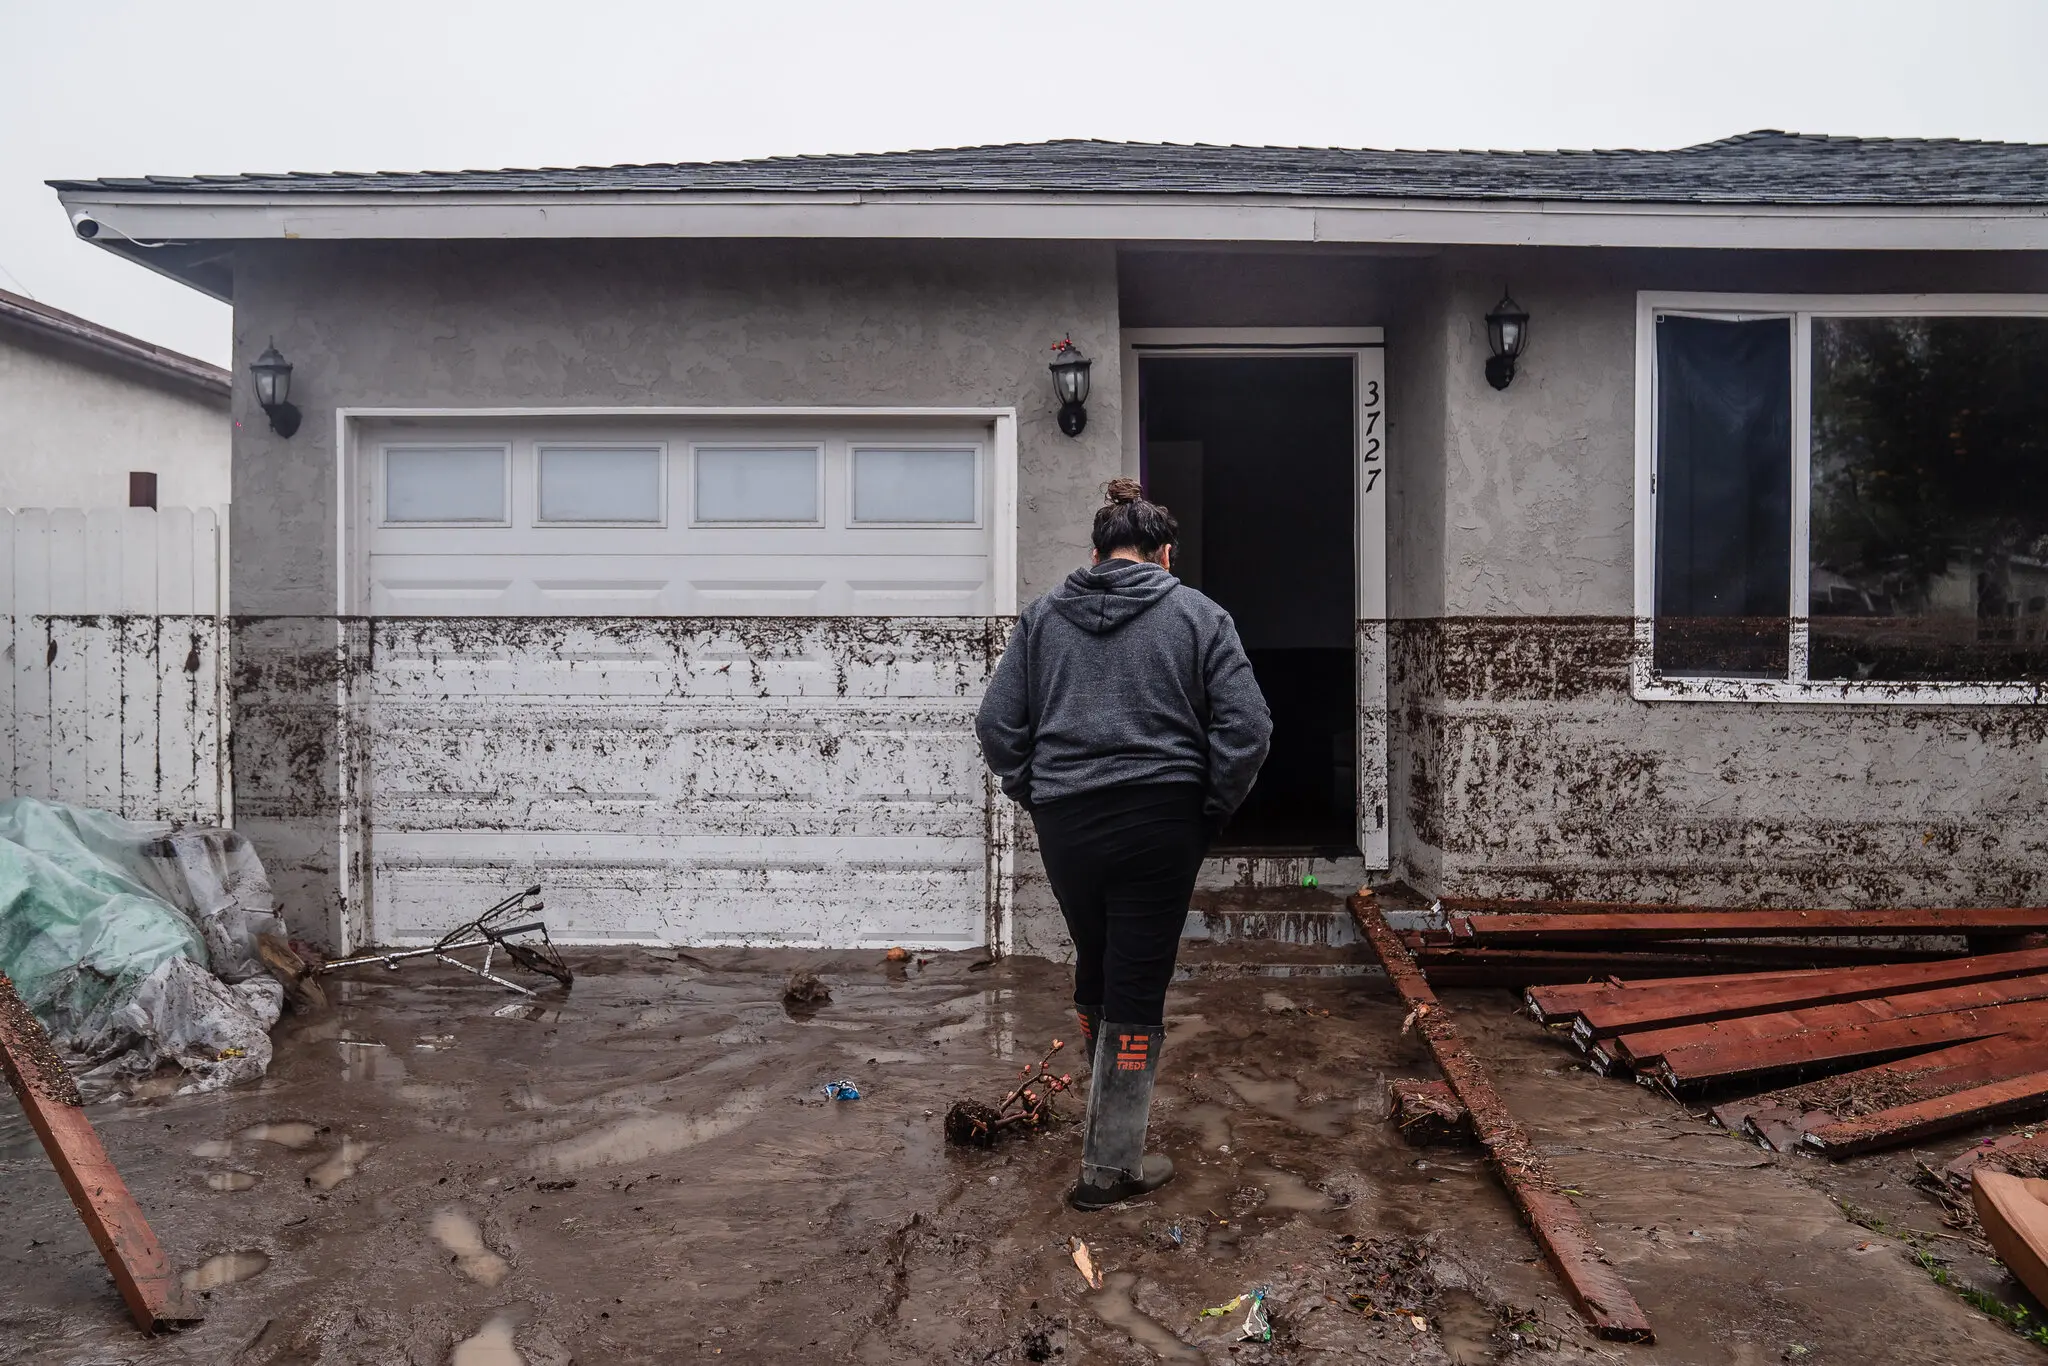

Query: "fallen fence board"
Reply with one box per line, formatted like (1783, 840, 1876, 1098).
(1945, 1129, 2048, 1188)
(1802, 1069, 2048, 1157)
(1453, 907, 2048, 945)
(1567, 949, 2048, 1045)
(1713, 1030, 2048, 1138)
(1351, 890, 1654, 1343)
(1603, 968, 2048, 1071)
(1650, 999, 2048, 1094)
(0, 972, 199, 1334)
(1528, 965, 1859, 1024)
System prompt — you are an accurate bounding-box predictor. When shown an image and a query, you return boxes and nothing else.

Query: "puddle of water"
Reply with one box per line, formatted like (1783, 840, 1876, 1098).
(431, 1208, 510, 1288)
(1093, 1272, 1200, 1362)
(1437, 1287, 1497, 1365)
(238, 1121, 321, 1150)
(1183, 1102, 1234, 1151)
(125, 1074, 182, 1102)
(189, 1139, 235, 1159)
(340, 1040, 407, 1084)
(306, 1137, 370, 1190)
(181, 1250, 269, 1292)
(1248, 1166, 1331, 1212)
(451, 1312, 525, 1366)
(525, 1090, 763, 1174)
(204, 1170, 260, 1192)
(1220, 1071, 1344, 1138)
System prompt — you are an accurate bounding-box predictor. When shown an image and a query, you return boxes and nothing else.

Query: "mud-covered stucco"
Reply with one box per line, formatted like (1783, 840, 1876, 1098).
(1390, 248, 2048, 905)
(226, 235, 2048, 940)
(228, 239, 1122, 941)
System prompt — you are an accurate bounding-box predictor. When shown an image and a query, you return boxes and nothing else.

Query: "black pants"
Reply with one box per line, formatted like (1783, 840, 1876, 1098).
(1030, 781, 1207, 1028)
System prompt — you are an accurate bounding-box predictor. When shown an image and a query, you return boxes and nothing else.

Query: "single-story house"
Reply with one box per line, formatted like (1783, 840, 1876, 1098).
(0, 288, 229, 510)
(50, 131, 2048, 955)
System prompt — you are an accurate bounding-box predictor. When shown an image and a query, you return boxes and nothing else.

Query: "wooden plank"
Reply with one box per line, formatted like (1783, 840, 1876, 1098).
(1573, 949, 2048, 1046)
(1455, 907, 2048, 944)
(0, 971, 200, 1333)
(1650, 999, 2048, 1094)
(1730, 1029, 2048, 1132)
(1610, 969, 2048, 1072)
(79, 510, 126, 811)
(1973, 1172, 2048, 1307)
(1351, 890, 1655, 1343)
(1527, 964, 1862, 1023)
(1803, 1069, 2048, 1157)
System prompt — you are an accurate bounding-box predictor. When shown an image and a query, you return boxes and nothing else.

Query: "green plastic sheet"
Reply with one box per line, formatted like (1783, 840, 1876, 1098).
(0, 798, 207, 1042)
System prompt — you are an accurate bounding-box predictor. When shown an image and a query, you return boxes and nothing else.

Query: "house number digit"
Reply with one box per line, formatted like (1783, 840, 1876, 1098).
(1364, 468, 1382, 492)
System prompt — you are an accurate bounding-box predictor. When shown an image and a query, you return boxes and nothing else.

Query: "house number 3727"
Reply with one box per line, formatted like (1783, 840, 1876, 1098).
(1361, 380, 1383, 493)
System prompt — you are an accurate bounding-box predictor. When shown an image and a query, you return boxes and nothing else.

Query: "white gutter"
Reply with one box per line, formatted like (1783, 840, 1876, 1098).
(53, 188, 2048, 254)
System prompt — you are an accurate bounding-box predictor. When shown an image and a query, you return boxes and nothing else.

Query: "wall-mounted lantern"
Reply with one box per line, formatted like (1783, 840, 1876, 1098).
(250, 340, 301, 437)
(1049, 336, 1092, 437)
(1484, 291, 1530, 391)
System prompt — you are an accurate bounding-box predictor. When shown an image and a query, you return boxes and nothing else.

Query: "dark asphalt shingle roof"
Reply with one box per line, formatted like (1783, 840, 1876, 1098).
(48, 131, 2048, 207)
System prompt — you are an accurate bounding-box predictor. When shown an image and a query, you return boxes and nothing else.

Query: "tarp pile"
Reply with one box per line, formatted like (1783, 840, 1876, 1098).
(0, 797, 288, 1097)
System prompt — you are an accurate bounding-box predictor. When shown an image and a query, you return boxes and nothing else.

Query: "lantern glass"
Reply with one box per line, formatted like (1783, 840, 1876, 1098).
(1485, 295, 1529, 361)
(251, 344, 292, 409)
(1051, 356, 1091, 406)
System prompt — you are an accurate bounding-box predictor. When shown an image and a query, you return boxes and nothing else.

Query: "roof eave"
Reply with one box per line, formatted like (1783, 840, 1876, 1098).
(0, 288, 230, 400)
(52, 186, 2048, 305)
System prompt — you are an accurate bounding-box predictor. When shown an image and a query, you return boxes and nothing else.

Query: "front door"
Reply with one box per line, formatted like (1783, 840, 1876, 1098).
(1122, 332, 1387, 867)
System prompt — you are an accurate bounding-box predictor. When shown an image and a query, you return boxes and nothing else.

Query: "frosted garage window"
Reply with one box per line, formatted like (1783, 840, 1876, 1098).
(852, 447, 978, 524)
(694, 447, 820, 524)
(384, 446, 508, 524)
(538, 446, 663, 523)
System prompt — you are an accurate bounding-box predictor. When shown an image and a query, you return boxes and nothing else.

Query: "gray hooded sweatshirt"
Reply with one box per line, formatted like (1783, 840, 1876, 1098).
(975, 558, 1273, 821)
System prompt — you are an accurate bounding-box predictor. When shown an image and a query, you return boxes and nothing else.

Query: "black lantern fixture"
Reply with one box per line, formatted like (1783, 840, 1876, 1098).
(1483, 290, 1529, 390)
(1049, 336, 1092, 437)
(249, 340, 301, 438)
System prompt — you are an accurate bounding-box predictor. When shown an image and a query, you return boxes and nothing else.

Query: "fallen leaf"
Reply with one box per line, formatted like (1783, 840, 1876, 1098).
(1070, 1237, 1102, 1290)
(1410, 1314, 1429, 1331)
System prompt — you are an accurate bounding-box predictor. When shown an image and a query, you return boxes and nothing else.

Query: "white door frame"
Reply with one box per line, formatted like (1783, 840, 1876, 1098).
(1118, 330, 1389, 868)
(328, 405, 1020, 952)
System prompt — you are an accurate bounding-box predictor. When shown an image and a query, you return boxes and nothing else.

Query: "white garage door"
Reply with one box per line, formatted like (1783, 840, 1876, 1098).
(352, 415, 1007, 948)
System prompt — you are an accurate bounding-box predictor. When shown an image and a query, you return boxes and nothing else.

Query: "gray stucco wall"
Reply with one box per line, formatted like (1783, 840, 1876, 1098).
(228, 239, 1122, 941)
(1392, 247, 2048, 904)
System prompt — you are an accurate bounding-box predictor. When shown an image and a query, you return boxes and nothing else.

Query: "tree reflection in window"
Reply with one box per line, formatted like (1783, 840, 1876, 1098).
(1809, 316, 2048, 682)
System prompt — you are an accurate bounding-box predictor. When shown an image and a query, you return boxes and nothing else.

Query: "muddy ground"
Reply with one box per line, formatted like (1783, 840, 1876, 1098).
(2, 943, 2042, 1365)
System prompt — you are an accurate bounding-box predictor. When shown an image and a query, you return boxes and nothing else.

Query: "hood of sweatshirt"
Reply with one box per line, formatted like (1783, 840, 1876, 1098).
(1046, 558, 1180, 635)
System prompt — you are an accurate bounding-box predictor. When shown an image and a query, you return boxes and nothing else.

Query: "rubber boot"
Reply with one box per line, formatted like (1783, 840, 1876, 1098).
(1073, 1007, 1100, 1074)
(1070, 1023, 1174, 1210)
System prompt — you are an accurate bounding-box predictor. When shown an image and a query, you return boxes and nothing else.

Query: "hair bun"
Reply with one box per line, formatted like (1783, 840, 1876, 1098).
(1104, 477, 1145, 505)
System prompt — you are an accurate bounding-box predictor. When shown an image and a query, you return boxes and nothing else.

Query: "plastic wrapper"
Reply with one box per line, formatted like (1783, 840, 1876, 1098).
(0, 797, 288, 1095)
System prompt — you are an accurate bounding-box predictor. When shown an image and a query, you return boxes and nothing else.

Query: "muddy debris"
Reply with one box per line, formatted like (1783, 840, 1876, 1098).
(943, 1037, 1073, 1147)
(782, 968, 831, 1007)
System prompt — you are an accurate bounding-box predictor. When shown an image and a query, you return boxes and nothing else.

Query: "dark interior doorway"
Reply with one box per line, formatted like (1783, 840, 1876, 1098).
(1139, 354, 1356, 853)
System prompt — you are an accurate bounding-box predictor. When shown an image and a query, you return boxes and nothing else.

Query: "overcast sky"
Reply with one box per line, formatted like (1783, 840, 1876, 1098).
(7, 0, 2047, 368)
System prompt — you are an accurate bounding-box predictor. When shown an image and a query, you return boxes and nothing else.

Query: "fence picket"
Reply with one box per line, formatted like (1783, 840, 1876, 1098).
(1, 507, 227, 824)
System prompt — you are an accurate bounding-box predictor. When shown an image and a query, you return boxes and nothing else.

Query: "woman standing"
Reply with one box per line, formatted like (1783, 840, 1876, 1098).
(976, 479, 1272, 1209)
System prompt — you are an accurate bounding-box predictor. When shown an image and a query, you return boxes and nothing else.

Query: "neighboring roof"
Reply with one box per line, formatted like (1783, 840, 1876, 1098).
(0, 289, 229, 402)
(45, 131, 2048, 207)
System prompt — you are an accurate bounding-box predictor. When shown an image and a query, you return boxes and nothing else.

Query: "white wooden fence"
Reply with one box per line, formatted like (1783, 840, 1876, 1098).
(0, 508, 229, 824)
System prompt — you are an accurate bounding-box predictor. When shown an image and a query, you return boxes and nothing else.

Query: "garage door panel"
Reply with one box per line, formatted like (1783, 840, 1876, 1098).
(373, 834, 985, 946)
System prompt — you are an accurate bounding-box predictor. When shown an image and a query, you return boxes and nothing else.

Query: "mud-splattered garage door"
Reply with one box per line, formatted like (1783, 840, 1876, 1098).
(348, 414, 1014, 947)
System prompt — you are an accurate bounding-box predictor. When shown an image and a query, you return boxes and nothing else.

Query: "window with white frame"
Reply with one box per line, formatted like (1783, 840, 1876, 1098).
(1643, 297, 2048, 695)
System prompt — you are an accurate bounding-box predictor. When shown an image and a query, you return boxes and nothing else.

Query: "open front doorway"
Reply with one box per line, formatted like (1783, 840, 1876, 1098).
(1126, 336, 1384, 858)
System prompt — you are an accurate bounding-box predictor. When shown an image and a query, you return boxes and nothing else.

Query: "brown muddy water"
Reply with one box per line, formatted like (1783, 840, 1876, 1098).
(0, 947, 2041, 1364)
